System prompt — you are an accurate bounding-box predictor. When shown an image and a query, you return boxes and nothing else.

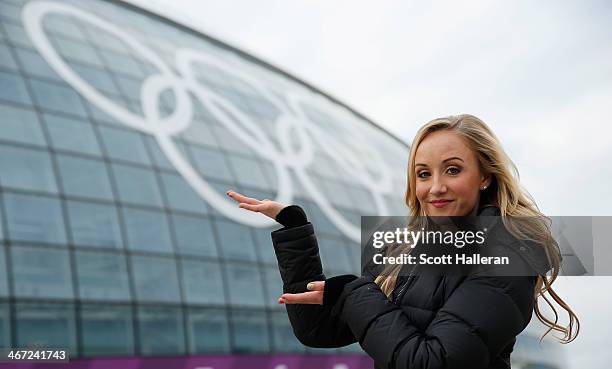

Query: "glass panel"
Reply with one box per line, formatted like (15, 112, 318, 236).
(80, 304, 134, 356)
(230, 309, 270, 353)
(56, 154, 114, 201)
(2, 23, 34, 49)
(70, 62, 120, 96)
(270, 311, 304, 352)
(98, 125, 151, 166)
(318, 236, 352, 273)
(123, 207, 173, 253)
(29, 78, 87, 117)
(189, 145, 235, 182)
(75, 250, 130, 301)
(0, 245, 7, 297)
(0, 70, 31, 105)
(3, 192, 67, 244)
(131, 255, 180, 302)
(67, 200, 123, 249)
(160, 172, 210, 215)
(11, 245, 73, 298)
(13, 47, 62, 81)
(214, 220, 257, 261)
(180, 259, 225, 305)
(112, 163, 163, 207)
(52, 34, 104, 67)
(44, 113, 102, 156)
(15, 303, 76, 352)
(0, 302, 10, 349)
(137, 306, 185, 355)
(0, 42, 17, 70)
(0, 103, 46, 146)
(223, 263, 265, 307)
(251, 226, 277, 264)
(226, 155, 271, 190)
(186, 308, 230, 354)
(262, 266, 283, 308)
(0, 145, 57, 193)
(172, 214, 217, 257)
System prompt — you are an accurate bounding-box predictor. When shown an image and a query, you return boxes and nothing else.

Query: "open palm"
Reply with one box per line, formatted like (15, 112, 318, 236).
(227, 189, 325, 305)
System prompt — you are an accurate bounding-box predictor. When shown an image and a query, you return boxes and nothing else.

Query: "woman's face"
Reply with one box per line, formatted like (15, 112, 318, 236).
(414, 130, 490, 217)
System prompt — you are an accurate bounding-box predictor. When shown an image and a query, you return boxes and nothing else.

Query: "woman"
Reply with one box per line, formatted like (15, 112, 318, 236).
(227, 114, 579, 369)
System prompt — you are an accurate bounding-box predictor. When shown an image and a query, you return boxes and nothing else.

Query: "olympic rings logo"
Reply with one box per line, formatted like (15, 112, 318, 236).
(22, 1, 398, 242)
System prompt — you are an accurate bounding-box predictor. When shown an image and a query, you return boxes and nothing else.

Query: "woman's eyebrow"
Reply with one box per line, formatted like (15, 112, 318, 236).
(415, 157, 464, 167)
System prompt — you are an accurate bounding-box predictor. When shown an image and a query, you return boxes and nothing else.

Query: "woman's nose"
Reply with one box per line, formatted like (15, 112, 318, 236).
(429, 176, 447, 195)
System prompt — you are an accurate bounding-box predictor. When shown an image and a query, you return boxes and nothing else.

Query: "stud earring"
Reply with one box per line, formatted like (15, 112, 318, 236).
(481, 186, 487, 190)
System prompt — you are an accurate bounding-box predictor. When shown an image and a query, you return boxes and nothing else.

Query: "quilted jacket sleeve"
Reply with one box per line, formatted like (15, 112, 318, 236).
(271, 222, 358, 348)
(338, 273, 536, 369)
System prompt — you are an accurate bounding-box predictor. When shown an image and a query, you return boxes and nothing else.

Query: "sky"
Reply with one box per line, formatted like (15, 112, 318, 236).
(125, 1, 611, 367)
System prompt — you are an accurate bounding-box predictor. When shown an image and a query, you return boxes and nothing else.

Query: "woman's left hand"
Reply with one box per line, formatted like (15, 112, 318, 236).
(278, 281, 325, 305)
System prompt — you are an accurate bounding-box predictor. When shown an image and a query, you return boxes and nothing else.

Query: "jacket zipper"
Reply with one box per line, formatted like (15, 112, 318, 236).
(393, 266, 417, 305)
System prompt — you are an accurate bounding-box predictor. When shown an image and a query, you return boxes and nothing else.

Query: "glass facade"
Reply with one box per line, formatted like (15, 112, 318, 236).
(0, 0, 409, 360)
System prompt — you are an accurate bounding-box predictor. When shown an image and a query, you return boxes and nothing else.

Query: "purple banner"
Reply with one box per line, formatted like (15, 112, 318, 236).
(0, 354, 374, 369)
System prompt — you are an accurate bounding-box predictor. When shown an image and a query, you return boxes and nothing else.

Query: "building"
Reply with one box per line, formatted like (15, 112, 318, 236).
(0, 0, 407, 367)
(0, 0, 584, 368)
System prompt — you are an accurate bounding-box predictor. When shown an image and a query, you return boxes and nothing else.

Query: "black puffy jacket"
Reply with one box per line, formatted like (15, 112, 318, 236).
(271, 206, 547, 369)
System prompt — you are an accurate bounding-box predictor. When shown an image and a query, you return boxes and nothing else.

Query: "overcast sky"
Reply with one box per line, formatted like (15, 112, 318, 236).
(125, 0, 611, 367)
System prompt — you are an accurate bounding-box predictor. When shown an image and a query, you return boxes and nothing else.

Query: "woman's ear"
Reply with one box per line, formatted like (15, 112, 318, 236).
(480, 174, 492, 190)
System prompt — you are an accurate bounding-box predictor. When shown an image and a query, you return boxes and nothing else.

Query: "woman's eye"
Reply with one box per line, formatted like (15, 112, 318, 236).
(417, 171, 430, 178)
(447, 167, 461, 175)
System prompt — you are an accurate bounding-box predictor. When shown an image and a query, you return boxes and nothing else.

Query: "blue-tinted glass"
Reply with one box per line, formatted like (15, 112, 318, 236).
(210, 125, 256, 156)
(114, 74, 143, 98)
(160, 172, 210, 215)
(98, 125, 151, 165)
(68, 201, 123, 249)
(0, 2, 21, 23)
(75, 250, 130, 301)
(214, 220, 257, 261)
(318, 236, 352, 273)
(99, 49, 144, 78)
(0, 103, 45, 146)
(186, 308, 230, 354)
(131, 255, 180, 302)
(189, 146, 235, 182)
(0, 245, 7, 297)
(223, 263, 265, 307)
(2, 23, 33, 49)
(226, 155, 271, 190)
(123, 207, 173, 253)
(270, 311, 304, 352)
(145, 136, 174, 170)
(15, 303, 76, 352)
(29, 79, 87, 117)
(0, 70, 31, 105)
(251, 226, 277, 264)
(179, 121, 219, 148)
(180, 259, 225, 305)
(53, 35, 104, 68)
(44, 113, 101, 155)
(11, 246, 73, 298)
(3, 192, 66, 244)
(138, 306, 185, 355)
(70, 62, 120, 96)
(80, 304, 134, 356)
(13, 47, 62, 81)
(0, 145, 56, 193)
(230, 310, 270, 353)
(263, 266, 283, 308)
(56, 154, 114, 200)
(0, 42, 17, 70)
(43, 15, 85, 40)
(172, 214, 217, 257)
(112, 163, 163, 207)
(0, 303, 9, 349)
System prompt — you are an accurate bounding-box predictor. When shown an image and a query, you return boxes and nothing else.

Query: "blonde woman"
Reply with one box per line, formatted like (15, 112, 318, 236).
(227, 114, 579, 369)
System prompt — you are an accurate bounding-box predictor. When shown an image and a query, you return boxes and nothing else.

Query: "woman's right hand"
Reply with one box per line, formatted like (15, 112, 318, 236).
(226, 190, 287, 220)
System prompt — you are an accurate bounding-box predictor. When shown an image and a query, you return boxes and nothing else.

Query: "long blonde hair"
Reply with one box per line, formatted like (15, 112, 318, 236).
(374, 114, 579, 344)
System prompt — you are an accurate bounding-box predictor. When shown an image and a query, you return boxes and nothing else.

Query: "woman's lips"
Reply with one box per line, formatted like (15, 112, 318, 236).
(430, 200, 454, 208)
